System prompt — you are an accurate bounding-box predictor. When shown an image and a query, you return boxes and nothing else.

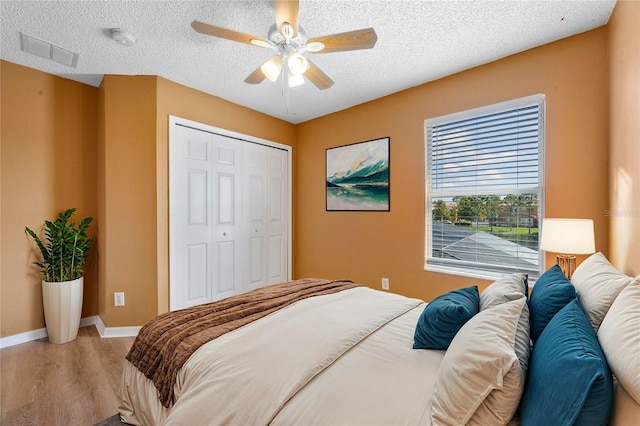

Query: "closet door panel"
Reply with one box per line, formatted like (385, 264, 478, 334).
(170, 126, 212, 310)
(187, 244, 208, 300)
(188, 171, 207, 225)
(266, 149, 288, 284)
(217, 173, 235, 225)
(249, 236, 264, 283)
(216, 241, 235, 294)
(243, 145, 268, 291)
(211, 136, 241, 301)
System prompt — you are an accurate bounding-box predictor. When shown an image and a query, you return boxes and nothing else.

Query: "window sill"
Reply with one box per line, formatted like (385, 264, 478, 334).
(425, 264, 539, 286)
(425, 265, 506, 282)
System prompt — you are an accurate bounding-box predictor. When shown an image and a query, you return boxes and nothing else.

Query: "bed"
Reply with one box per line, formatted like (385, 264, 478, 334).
(118, 254, 640, 425)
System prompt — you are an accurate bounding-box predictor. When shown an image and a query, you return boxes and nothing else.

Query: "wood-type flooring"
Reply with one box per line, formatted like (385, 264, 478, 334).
(0, 326, 134, 425)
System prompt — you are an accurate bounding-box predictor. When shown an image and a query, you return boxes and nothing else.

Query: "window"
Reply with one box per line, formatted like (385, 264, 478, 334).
(425, 95, 545, 280)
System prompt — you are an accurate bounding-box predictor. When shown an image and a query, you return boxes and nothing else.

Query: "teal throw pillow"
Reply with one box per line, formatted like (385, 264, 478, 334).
(413, 285, 479, 350)
(528, 264, 576, 343)
(519, 299, 613, 425)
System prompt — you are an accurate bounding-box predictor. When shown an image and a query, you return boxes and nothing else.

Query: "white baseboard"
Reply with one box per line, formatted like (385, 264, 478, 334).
(80, 315, 99, 328)
(92, 315, 141, 338)
(0, 315, 140, 348)
(0, 327, 48, 348)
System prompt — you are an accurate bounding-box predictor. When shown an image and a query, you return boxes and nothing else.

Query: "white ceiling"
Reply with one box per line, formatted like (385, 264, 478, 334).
(0, 1, 616, 124)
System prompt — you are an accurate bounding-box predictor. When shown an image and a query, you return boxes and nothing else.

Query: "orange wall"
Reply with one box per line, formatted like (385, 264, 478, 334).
(608, 0, 640, 277)
(98, 75, 159, 327)
(0, 61, 98, 336)
(295, 28, 610, 302)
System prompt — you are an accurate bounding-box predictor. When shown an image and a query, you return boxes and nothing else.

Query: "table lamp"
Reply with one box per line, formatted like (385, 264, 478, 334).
(540, 218, 595, 279)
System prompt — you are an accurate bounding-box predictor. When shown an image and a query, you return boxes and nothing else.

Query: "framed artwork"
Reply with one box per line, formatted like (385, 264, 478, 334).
(326, 137, 390, 211)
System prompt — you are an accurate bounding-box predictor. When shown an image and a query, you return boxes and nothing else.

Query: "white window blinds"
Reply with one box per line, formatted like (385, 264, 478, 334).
(425, 95, 545, 279)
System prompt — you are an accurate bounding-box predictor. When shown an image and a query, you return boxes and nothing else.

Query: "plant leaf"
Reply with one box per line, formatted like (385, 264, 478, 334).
(25, 209, 93, 282)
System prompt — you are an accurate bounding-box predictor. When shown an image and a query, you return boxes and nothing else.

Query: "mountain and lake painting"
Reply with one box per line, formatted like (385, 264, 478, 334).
(326, 137, 390, 211)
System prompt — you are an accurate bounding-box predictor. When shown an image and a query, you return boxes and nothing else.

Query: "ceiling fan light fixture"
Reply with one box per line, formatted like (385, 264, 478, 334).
(288, 72, 305, 88)
(261, 56, 283, 82)
(190, 1, 378, 91)
(305, 41, 325, 52)
(280, 22, 294, 41)
(287, 53, 309, 76)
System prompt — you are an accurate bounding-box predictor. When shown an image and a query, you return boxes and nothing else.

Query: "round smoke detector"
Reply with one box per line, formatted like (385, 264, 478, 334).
(110, 28, 136, 47)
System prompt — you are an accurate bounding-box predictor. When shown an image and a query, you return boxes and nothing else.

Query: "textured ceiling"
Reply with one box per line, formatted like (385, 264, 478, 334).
(0, 1, 616, 124)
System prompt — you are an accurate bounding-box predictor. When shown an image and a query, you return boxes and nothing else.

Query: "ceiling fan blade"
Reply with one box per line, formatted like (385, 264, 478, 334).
(305, 59, 334, 90)
(244, 63, 268, 84)
(308, 28, 377, 54)
(191, 20, 269, 46)
(275, 0, 299, 37)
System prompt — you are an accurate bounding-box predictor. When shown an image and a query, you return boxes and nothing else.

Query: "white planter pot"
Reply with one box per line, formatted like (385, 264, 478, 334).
(42, 277, 84, 344)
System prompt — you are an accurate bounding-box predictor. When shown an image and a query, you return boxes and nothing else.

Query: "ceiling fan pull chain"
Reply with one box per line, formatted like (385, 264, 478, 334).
(285, 64, 290, 116)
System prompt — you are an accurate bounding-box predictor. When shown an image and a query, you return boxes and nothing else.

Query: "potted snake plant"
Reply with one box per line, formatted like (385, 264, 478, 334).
(25, 208, 93, 344)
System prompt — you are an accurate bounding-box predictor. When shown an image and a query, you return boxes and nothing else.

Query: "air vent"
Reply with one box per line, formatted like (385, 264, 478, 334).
(20, 32, 79, 68)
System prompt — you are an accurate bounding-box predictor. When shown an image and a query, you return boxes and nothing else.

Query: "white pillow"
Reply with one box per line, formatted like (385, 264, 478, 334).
(480, 273, 531, 378)
(598, 280, 640, 405)
(570, 252, 634, 332)
(431, 297, 525, 426)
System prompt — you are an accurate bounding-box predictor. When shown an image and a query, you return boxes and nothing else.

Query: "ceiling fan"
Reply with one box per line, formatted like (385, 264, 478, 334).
(191, 0, 377, 90)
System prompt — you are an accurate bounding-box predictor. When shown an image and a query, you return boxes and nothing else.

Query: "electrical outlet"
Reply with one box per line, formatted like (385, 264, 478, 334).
(114, 292, 125, 307)
(381, 277, 390, 290)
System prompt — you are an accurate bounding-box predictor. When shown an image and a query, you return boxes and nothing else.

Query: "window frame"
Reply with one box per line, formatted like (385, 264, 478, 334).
(424, 94, 546, 281)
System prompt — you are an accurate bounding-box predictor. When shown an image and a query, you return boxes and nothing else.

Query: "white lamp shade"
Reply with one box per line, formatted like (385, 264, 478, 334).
(288, 72, 305, 87)
(287, 53, 309, 76)
(540, 218, 595, 254)
(260, 56, 283, 82)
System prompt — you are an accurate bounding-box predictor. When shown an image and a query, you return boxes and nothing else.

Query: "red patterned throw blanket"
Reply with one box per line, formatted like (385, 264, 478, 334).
(126, 278, 359, 407)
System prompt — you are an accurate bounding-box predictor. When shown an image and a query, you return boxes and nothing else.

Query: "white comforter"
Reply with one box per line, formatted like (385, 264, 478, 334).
(119, 287, 446, 425)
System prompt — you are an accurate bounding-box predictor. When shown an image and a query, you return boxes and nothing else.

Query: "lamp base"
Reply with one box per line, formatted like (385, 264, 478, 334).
(557, 254, 577, 279)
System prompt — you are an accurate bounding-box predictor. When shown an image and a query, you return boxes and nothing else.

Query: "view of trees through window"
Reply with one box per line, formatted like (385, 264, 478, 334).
(431, 193, 539, 250)
(430, 192, 540, 276)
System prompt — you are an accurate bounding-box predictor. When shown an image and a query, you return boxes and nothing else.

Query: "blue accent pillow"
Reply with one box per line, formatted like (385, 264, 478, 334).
(413, 286, 479, 350)
(519, 299, 613, 426)
(528, 264, 576, 343)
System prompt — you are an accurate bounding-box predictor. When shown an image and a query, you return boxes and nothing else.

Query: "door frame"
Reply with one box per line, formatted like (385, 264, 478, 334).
(168, 115, 293, 310)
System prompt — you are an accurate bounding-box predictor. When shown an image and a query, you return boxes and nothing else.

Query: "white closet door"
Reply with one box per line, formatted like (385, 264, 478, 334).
(242, 144, 289, 290)
(169, 125, 213, 311)
(211, 135, 242, 300)
(170, 118, 290, 310)
(266, 148, 288, 284)
(243, 144, 268, 291)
